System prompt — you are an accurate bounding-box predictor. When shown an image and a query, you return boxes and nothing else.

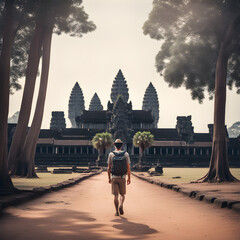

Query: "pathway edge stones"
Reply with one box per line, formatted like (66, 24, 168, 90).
(0, 169, 103, 213)
(132, 172, 240, 214)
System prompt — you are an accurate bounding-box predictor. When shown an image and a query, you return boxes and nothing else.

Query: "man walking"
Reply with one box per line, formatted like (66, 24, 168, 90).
(107, 139, 131, 216)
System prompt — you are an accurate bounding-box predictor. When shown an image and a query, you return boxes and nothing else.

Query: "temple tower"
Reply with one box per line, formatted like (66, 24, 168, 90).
(68, 82, 85, 128)
(89, 93, 103, 111)
(109, 95, 132, 143)
(176, 115, 194, 143)
(142, 82, 159, 128)
(50, 111, 66, 130)
(110, 69, 129, 103)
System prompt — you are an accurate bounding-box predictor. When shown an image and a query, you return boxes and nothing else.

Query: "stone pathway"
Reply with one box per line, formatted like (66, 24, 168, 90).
(133, 172, 240, 211)
(0, 173, 240, 240)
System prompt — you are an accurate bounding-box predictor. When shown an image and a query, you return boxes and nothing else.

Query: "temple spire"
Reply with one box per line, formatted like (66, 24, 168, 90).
(89, 93, 103, 111)
(110, 69, 129, 103)
(50, 111, 66, 130)
(142, 82, 159, 128)
(110, 95, 131, 142)
(68, 82, 85, 128)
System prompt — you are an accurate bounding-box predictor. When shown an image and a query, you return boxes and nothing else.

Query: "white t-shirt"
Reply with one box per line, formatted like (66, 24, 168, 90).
(107, 150, 130, 179)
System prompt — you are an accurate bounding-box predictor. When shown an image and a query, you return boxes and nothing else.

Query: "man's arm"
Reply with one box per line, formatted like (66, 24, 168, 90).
(107, 153, 112, 183)
(107, 163, 112, 183)
(127, 163, 131, 185)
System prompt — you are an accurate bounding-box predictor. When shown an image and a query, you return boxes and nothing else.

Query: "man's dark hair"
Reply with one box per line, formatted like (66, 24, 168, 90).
(114, 143, 123, 149)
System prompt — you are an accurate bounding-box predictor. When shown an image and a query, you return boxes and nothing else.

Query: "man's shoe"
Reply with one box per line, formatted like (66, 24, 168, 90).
(119, 206, 124, 215)
(115, 212, 119, 216)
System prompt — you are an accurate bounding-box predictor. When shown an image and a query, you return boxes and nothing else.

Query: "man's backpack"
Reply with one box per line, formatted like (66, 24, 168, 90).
(111, 151, 127, 176)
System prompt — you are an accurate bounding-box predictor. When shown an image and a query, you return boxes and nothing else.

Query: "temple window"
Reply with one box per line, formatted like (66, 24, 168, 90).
(42, 146, 46, 154)
(195, 148, 200, 155)
(82, 146, 87, 154)
(149, 147, 154, 155)
(64, 146, 69, 154)
(76, 147, 81, 154)
(88, 146, 93, 154)
(58, 147, 63, 154)
(36, 147, 40, 153)
(180, 148, 185, 155)
(189, 148, 194, 155)
(168, 148, 172, 155)
(48, 146, 53, 154)
(155, 147, 160, 154)
(70, 147, 75, 154)
(162, 148, 166, 155)
(202, 148, 207, 155)
(174, 148, 178, 155)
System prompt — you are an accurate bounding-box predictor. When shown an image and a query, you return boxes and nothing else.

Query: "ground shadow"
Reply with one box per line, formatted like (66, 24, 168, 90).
(111, 216, 158, 237)
(0, 208, 116, 240)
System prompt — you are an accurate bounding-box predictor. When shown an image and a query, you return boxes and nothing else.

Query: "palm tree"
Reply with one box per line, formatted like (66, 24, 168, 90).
(133, 131, 154, 166)
(92, 132, 113, 166)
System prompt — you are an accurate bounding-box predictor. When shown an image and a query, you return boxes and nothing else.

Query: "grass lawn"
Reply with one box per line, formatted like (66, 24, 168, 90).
(147, 168, 240, 183)
(11, 167, 86, 190)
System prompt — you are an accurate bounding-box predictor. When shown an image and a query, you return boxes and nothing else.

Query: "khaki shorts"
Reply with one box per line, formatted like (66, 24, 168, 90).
(112, 178, 126, 195)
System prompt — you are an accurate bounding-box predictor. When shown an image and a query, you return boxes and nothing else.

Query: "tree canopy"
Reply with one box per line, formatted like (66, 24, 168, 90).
(0, 0, 96, 93)
(133, 131, 154, 150)
(92, 132, 113, 151)
(0, 0, 34, 93)
(143, 0, 240, 102)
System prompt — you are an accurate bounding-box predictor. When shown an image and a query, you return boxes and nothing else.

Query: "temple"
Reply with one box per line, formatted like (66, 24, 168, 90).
(7, 70, 240, 167)
(75, 70, 156, 134)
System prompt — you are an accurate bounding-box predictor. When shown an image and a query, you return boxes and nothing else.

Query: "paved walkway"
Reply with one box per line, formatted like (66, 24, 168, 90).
(0, 173, 240, 240)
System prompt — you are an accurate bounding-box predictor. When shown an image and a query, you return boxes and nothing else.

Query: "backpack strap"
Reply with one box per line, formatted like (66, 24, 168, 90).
(113, 151, 126, 156)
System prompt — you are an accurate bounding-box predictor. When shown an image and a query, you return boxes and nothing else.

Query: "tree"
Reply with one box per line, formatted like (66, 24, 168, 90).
(0, 0, 16, 192)
(92, 132, 113, 166)
(17, 18, 54, 178)
(143, 0, 240, 182)
(0, 0, 37, 190)
(133, 131, 154, 166)
(8, 8, 45, 177)
(8, 0, 96, 177)
(0, 0, 36, 94)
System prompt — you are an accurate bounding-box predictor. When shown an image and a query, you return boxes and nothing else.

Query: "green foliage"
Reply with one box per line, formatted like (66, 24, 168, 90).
(143, 0, 240, 102)
(53, 0, 96, 37)
(0, 0, 34, 93)
(0, 0, 96, 93)
(133, 131, 154, 150)
(92, 132, 113, 151)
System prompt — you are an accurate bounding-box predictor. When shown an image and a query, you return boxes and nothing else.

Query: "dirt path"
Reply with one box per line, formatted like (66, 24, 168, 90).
(0, 173, 239, 240)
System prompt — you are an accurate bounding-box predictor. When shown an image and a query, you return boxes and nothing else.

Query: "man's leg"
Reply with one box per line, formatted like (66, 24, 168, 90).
(114, 194, 119, 215)
(119, 194, 125, 214)
(119, 194, 125, 207)
(119, 178, 126, 215)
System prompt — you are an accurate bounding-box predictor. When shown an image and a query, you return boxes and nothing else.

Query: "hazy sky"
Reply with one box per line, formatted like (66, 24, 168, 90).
(9, 0, 240, 133)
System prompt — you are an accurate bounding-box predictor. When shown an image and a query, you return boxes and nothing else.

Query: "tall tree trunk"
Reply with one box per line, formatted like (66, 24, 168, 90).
(8, 20, 43, 176)
(198, 15, 240, 183)
(0, 0, 15, 192)
(19, 25, 53, 178)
